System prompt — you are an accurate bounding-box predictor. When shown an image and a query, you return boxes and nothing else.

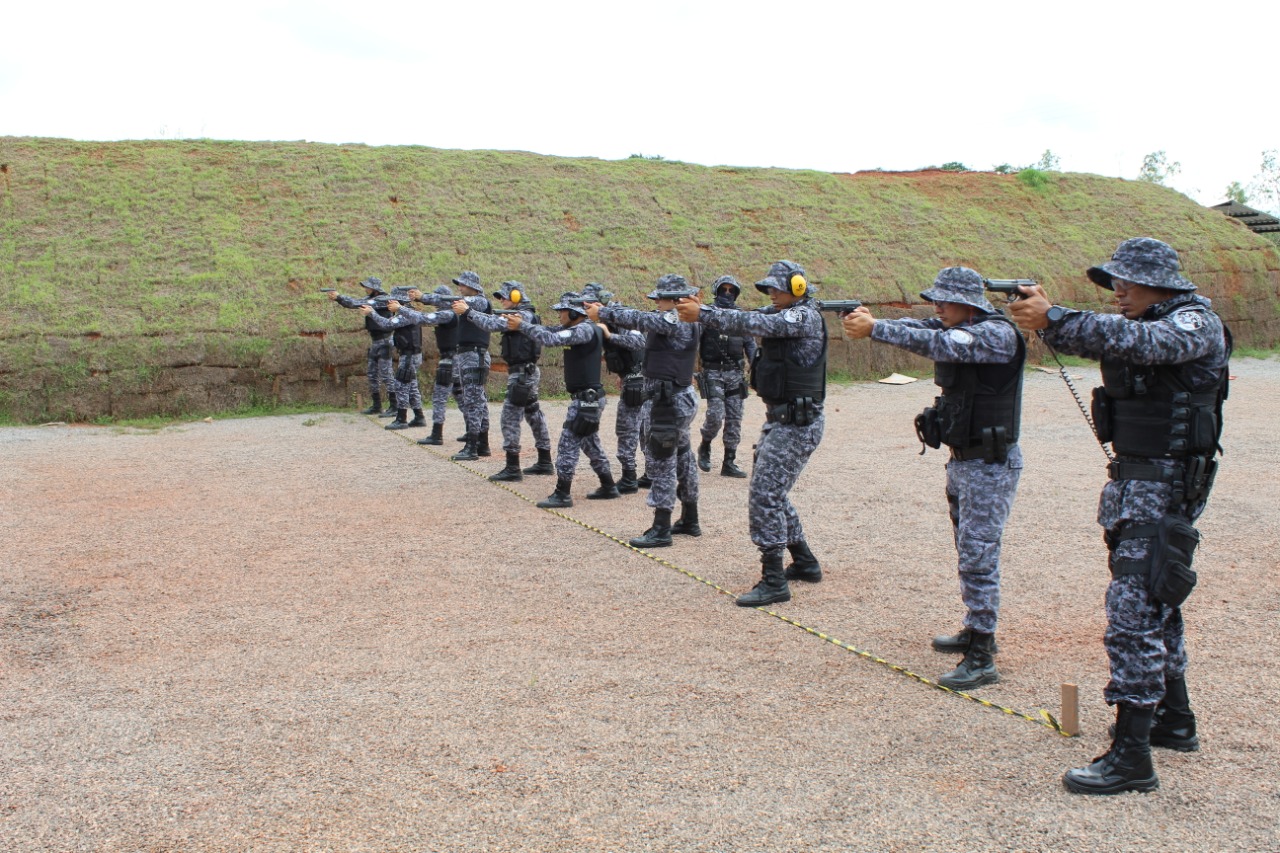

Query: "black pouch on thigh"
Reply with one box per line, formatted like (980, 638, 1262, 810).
(369, 339, 393, 362)
(569, 390, 602, 437)
(463, 367, 485, 385)
(914, 400, 944, 452)
(507, 372, 536, 407)
(622, 375, 645, 407)
(1151, 515, 1200, 607)
(435, 358, 454, 386)
(395, 359, 417, 384)
(648, 400, 679, 458)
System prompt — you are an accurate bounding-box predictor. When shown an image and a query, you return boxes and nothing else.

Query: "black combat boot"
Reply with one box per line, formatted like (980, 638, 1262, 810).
(419, 423, 444, 445)
(489, 452, 523, 482)
(385, 409, 410, 430)
(931, 626, 999, 654)
(784, 540, 822, 582)
(1110, 676, 1199, 752)
(536, 478, 573, 509)
(360, 392, 382, 415)
(1064, 704, 1159, 795)
(452, 434, 479, 461)
(406, 408, 427, 428)
(456, 433, 468, 442)
(476, 431, 491, 457)
(379, 395, 399, 418)
(636, 470, 652, 489)
(629, 508, 673, 548)
(697, 439, 712, 472)
(671, 502, 701, 536)
(736, 550, 791, 607)
(937, 630, 999, 690)
(586, 472, 621, 499)
(617, 467, 639, 494)
(523, 448, 554, 475)
(721, 448, 748, 478)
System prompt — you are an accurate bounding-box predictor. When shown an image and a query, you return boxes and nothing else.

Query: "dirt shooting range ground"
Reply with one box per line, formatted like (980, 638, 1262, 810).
(2, 360, 1278, 852)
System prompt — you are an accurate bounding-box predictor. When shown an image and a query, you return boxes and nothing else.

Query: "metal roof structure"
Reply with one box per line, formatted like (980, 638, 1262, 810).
(1209, 201, 1280, 233)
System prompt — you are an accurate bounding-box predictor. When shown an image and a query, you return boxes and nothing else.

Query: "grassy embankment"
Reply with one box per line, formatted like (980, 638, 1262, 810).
(1, 138, 1277, 422)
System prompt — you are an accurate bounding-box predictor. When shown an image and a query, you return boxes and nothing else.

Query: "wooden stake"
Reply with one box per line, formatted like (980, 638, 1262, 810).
(1061, 682, 1080, 736)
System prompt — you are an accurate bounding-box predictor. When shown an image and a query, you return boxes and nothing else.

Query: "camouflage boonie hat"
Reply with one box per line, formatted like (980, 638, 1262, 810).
(552, 291, 588, 316)
(755, 260, 810, 294)
(1087, 237, 1196, 292)
(493, 281, 530, 304)
(452, 270, 482, 291)
(920, 266, 996, 314)
(360, 276, 385, 294)
(647, 273, 699, 300)
(581, 282, 614, 303)
(432, 284, 455, 296)
(713, 275, 742, 298)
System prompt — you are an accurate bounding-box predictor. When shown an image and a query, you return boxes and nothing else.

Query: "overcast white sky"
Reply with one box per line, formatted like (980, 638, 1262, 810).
(4, 1, 1277, 209)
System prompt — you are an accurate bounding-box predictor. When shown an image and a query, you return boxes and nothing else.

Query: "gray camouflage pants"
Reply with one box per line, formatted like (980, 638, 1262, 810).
(392, 352, 423, 411)
(945, 446, 1023, 635)
(500, 365, 551, 453)
(1100, 472, 1203, 708)
(614, 396, 644, 472)
(644, 384, 700, 512)
(455, 350, 491, 435)
(747, 415, 824, 552)
(698, 367, 747, 451)
(554, 396, 612, 482)
(367, 339, 394, 399)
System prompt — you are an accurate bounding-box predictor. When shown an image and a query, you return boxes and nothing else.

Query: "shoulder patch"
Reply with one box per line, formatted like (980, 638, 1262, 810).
(947, 328, 975, 346)
(783, 307, 803, 323)
(662, 310, 679, 325)
(558, 330, 574, 341)
(1172, 310, 1205, 331)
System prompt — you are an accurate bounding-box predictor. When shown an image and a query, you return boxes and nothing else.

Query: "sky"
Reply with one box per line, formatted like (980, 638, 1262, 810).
(4, 1, 1277, 210)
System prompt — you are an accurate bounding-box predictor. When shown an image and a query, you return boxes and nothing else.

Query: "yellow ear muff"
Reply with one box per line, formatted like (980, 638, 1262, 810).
(509, 289, 522, 304)
(790, 273, 807, 297)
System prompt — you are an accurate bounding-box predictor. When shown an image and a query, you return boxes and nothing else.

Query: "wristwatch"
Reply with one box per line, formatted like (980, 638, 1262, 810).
(1045, 305, 1068, 325)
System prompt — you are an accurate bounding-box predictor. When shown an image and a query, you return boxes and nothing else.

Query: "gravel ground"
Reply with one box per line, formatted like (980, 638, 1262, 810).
(2, 358, 1278, 853)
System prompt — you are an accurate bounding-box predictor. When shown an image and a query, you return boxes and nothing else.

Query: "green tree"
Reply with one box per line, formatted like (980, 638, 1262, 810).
(1034, 150, 1061, 171)
(1225, 181, 1248, 204)
(1137, 150, 1181, 185)
(1247, 149, 1280, 215)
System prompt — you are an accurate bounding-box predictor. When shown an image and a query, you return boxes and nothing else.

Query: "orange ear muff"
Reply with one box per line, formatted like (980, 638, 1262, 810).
(789, 273, 807, 297)
(509, 289, 522, 304)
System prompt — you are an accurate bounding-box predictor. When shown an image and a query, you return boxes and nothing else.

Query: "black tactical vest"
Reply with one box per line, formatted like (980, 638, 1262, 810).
(563, 323, 605, 393)
(392, 321, 422, 354)
(1098, 352, 1229, 459)
(750, 309, 827, 405)
(604, 333, 642, 377)
(933, 315, 1026, 449)
(500, 311, 542, 366)
(700, 327, 747, 368)
(433, 313, 458, 354)
(365, 309, 393, 340)
(457, 298, 493, 350)
(643, 319, 700, 385)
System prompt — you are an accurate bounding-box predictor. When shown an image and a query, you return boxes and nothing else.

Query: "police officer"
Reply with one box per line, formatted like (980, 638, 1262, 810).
(356, 288, 427, 430)
(582, 283, 647, 494)
(675, 261, 825, 605)
(591, 275, 702, 548)
(407, 284, 465, 447)
(844, 267, 1025, 690)
(327, 276, 396, 417)
(1009, 237, 1230, 795)
(453, 281, 552, 482)
(696, 275, 757, 478)
(509, 292, 620, 507)
(449, 271, 493, 461)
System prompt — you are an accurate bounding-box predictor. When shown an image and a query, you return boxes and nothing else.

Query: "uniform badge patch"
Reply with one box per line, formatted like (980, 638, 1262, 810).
(947, 328, 974, 345)
(1173, 311, 1204, 331)
(558, 330, 574, 341)
(783, 307, 803, 323)
(663, 310, 679, 324)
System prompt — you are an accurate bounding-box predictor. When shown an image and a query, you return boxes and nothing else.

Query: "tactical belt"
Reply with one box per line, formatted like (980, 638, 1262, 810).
(1108, 523, 1161, 577)
(1108, 461, 1181, 484)
(456, 345, 487, 354)
(507, 361, 535, 369)
(949, 445, 988, 462)
(702, 361, 742, 370)
(396, 347, 422, 355)
(438, 348, 456, 356)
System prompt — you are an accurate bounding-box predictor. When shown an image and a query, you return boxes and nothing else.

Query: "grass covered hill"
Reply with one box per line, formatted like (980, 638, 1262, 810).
(2, 137, 1277, 421)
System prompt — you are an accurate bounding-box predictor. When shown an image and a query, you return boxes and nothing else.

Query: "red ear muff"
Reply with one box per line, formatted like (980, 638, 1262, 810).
(789, 273, 807, 297)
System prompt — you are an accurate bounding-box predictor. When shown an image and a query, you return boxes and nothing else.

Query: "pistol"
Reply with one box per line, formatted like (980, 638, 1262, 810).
(816, 299, 864, 315)
(983, 279, 1038, 301)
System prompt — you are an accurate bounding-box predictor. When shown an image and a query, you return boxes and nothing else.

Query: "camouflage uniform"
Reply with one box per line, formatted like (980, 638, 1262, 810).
(698, 276, 757, 472)
(687, 261, 826, 603)
(1040, 243, 1229, 709)
(335, 277, 394, 409)
(580, 283, 648, 482)
(597, 303, 700, 514)
(364, 301, 426, 426)
(463, 290, 552, 458)
(451, 272, 493, 451)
